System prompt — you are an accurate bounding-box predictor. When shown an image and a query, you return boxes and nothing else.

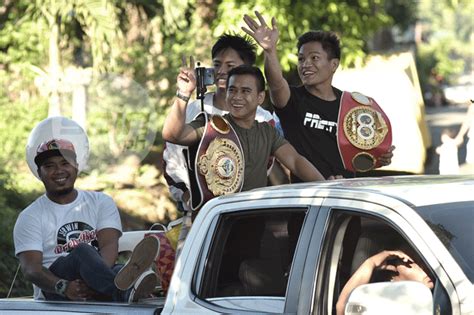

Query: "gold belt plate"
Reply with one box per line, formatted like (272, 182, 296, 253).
(197, 137, 244, 196)
(343, 106, 389, 150)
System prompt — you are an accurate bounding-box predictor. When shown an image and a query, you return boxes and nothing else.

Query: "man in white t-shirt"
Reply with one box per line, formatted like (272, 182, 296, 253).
(14, 139, 158, 302)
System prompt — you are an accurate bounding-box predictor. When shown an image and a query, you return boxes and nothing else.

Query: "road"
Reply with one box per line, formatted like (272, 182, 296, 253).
(424, 103, 474, 175)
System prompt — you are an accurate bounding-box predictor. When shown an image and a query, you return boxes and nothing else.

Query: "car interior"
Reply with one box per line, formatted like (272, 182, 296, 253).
(327, 213, 442, 315)
(198, 208, 452, 315)
(199, 209, 306, 298)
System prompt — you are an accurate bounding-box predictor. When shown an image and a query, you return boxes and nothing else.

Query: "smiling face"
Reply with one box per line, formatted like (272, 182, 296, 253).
(226, 74, 265, 127)
(297, 41, 339, 88)
(392, 262, 434, 289)
(213, 48, 245, 90)
(38, 155, 78, 202)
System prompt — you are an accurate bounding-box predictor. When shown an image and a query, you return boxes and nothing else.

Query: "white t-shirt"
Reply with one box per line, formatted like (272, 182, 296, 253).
(13, 190, 122, 299)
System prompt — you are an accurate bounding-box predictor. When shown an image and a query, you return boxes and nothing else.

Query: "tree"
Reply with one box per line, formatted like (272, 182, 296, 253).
(417, 0, 473, 85)
(23, 0, 123, 118)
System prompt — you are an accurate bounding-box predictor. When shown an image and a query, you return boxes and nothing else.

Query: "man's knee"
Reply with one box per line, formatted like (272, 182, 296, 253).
(71, 243, 99, 258)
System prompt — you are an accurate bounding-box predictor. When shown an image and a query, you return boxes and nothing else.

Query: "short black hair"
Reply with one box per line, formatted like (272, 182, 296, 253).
(226, 65, 266, 92)
(212, 33, 257, 65)
(297, 30, 341, 60)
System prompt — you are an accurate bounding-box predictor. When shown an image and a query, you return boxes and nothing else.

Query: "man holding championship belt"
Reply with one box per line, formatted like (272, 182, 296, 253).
(243, 12, 395, 181)
(162, 64, 325, 213)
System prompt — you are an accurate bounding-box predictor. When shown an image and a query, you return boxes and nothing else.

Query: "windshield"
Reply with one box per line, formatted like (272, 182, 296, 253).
(416, 201, 474, 282)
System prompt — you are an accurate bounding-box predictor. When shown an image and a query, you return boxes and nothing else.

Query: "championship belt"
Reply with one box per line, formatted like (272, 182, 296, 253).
(337, 91, 392, 172)
(186, 113, 244, 210)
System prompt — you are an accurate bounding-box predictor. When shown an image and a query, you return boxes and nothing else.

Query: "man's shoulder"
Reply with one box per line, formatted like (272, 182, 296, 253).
(20, 194, 47, 214)
(289, 85, 342, 98)
(286, 85, 308, 106)
(79, 190, 114, 203)
(289, 85, 306, 94)
(333, 87, 343, 98)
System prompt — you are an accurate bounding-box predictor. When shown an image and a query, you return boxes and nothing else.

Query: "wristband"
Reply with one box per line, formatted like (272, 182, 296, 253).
(54, 279, 69, 297)
(176, 91, 190, 102)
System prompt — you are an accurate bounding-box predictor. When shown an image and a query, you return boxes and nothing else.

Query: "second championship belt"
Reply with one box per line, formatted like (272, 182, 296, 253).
(186, 113, 244, 211)
(337, 91, 392, 172)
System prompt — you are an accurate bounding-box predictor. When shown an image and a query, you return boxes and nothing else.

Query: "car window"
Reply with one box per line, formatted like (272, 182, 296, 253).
(313, 211, 452, 315)
(416, 201, 474, 282)
(197, 208, 307, 299)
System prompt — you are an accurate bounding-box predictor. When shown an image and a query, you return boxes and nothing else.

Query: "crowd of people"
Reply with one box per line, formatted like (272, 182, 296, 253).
(15, 10, 448, 314)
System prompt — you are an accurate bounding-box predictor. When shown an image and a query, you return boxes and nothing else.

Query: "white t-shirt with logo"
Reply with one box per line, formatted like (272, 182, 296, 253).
(13, 190, 122, 299)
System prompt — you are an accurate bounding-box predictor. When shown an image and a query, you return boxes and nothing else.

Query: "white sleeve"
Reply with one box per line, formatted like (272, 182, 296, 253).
(162, 99, 203, 203)
(163, 142, 190, 203)
(96, 193, 122, 234)
(14, 210, 43, 256)
(255, 106, 276, 125)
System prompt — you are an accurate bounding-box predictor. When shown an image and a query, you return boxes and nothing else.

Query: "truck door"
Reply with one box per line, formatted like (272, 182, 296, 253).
(186, 197, 322, 314)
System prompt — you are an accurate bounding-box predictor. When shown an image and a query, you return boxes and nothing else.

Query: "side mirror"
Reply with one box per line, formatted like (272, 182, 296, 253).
(345, 281, 433, 315)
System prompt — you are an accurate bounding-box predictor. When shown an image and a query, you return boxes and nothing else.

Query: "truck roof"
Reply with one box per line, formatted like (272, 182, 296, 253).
(211, 175, 474, 208)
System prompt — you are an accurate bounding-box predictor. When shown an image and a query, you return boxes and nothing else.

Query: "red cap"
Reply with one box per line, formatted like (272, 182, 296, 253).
(34, 139, 77, 167)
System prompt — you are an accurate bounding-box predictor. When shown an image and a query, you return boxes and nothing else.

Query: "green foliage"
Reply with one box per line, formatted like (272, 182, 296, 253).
(0, 72, 48, 171)
(86, 73, 160, 170)
(214, 0, 391, 70)
(0, 169, 38, 297)
(417, 0, 473, 85)
(23, 0, 123, 72)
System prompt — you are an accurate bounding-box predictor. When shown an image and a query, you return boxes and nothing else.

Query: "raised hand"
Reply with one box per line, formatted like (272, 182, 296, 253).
(176, 55, 197, 97)
(242, 11, 279, 52)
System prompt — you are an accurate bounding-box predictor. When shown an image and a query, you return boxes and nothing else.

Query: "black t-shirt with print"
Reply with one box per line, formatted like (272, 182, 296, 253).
(275, 85, 354, 181)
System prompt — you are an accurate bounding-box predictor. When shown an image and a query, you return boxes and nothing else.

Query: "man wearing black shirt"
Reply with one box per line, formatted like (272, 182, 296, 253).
(243, 12, 394, 181)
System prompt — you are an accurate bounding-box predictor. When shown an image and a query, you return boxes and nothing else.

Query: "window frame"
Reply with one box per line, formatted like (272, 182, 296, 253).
(191, 196, 323, 313)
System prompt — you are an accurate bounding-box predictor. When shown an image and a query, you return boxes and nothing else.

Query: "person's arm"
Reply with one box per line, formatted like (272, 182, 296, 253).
(19, 251, 60, 294)
(336, 250, 411, 315)
(162, 56, 201, 146)
(96, 228, 120, 268)
(274, 143, 325, 181)
(455, 104, 474, 145)
(242, 11, 290, 108)
(18, 251, 91, 301)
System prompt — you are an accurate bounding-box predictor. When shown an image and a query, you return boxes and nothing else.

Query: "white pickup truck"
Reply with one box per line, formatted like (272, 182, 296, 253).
(1, 175, 473, 314)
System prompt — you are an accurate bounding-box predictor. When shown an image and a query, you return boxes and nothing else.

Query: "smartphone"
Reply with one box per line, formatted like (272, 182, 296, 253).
(195, 66, 215, 86)
(203, 68, 215, 85)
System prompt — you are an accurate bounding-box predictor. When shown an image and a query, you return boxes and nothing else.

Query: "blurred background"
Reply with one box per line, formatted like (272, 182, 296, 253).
(0, 0, 472, 297)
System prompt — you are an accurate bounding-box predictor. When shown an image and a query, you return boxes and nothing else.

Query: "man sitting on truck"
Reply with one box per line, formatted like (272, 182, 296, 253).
(162, 64, 325, 198)
(13, 138, 159, 302)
